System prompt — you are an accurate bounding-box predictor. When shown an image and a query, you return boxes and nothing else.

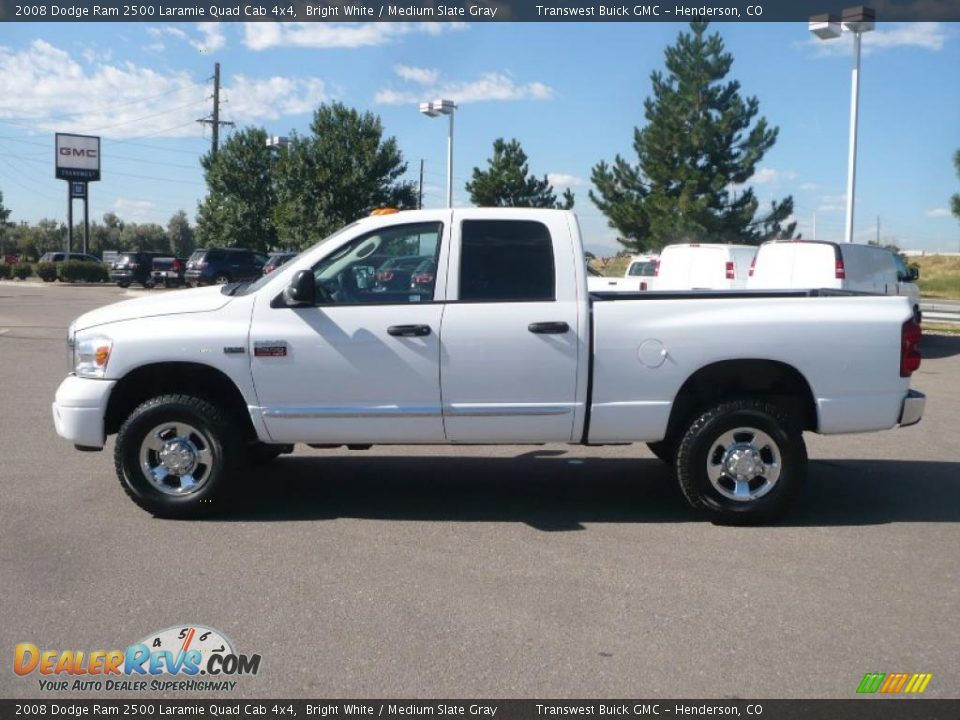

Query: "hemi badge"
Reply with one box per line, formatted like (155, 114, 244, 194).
(254, 341, 288, 358)
(223, 346, 245, 355)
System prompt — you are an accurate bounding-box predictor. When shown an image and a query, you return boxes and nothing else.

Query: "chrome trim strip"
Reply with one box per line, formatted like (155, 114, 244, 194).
(262, 406, 441, 419)
(261, 404, 574, 419)
(444, 404, 573, 417)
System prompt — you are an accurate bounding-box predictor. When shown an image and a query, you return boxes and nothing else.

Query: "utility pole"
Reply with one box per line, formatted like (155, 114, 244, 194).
(418, 159, 424, 210)
(197, 63, 234, 158)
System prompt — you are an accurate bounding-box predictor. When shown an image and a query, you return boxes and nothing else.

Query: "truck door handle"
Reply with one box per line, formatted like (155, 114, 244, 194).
(528, 321, 569, 334)
(388, 324, 431, 337)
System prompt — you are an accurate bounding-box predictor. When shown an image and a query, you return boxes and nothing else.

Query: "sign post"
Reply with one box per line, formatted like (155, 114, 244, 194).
(55, 133, 100, 256)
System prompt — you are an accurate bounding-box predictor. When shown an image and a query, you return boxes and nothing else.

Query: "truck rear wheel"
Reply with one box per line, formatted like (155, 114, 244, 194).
(114, 395, 241, 518)
(675, 399, 806, 525)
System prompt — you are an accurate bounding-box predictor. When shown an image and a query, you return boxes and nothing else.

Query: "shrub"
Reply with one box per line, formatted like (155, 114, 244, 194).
(11, 263, 33, 280)
(36, 262, 58, 282)
(57, 260, 108, 283)
(0, 264, 11, 280)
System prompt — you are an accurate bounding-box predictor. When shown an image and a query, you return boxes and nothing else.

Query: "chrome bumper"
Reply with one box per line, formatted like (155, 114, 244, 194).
(898, 389, 925, 427)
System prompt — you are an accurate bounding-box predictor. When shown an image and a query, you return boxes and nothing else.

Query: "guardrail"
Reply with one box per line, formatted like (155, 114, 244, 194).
(920, 301, 960, 325)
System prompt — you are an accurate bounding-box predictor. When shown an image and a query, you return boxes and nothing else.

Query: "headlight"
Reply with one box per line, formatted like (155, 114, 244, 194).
(66, 322, 76, 374)
(75, 336, 113, 378)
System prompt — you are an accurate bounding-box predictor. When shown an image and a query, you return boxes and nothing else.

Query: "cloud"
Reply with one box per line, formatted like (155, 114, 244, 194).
(145, 22, 225, 53)
(818, 194, 847, 213)
(547, 173, 587, 189)
(800, 182, 819, 191)
(0, 39, 327, 138)
(749, 167, 797, 186)
(242, 22, 466, 51)
(113, 198, 156, 223)
(375, 68, 554, 105)
(806, 22, 950, 56)
(395, 65, 440, 85)
(926, 207, 951, 218)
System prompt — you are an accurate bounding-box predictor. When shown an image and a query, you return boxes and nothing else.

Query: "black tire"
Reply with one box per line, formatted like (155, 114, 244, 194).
(114, 395, 242, 518)
(214, 274, 230, 285)
(676, 399, 807, 525)
(246, 442, 293, 466)
(646, 438, 678, 465)
(117, 282, 130, 288)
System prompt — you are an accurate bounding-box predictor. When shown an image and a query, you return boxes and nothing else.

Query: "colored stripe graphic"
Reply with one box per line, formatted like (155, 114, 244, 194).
(857, 672, 932, 694)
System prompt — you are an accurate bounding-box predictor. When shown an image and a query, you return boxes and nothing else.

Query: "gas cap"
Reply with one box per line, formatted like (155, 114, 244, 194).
(638, 339, 668, 368)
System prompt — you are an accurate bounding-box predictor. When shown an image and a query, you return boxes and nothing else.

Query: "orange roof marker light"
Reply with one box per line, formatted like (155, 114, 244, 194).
(370, 208, 400, 216)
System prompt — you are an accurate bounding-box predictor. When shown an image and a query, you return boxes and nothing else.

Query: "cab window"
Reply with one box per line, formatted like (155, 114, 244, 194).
(459, 220, 555, 302)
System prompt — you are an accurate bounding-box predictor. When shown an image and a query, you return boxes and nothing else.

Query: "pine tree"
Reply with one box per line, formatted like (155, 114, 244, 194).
(467, 138, 574, 209)
(591, 22, 794, 252)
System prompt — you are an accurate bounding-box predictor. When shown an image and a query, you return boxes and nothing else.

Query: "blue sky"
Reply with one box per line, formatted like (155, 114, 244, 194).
(1, 21, 958, 254)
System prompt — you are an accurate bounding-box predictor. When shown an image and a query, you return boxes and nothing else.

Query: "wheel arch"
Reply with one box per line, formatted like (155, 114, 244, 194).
(663, 359, 818, 442)
(104, 362, 256, 439)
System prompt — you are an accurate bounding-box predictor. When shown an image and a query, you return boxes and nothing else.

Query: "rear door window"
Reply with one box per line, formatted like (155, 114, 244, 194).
(459, 220, 555, 302)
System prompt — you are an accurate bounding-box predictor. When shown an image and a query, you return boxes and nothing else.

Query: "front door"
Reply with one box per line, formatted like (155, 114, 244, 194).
(250, 220, 448, 444)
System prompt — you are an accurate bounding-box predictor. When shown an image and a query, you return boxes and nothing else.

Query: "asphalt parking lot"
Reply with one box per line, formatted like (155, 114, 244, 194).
(1, 282, 958, 699)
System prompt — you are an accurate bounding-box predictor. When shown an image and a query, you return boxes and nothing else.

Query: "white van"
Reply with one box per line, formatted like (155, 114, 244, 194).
(747, 240, 920, 313)
(650, 243, 757, 291)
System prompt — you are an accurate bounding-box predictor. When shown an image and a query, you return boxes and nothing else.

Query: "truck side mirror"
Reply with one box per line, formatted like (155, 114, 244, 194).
(283, 270, 316, 306)
(908, 266, 919, 281)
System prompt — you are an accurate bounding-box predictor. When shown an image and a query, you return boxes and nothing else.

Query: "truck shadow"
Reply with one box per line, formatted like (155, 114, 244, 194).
(921, 333, 960, 359)
(216, 454, 960, 529)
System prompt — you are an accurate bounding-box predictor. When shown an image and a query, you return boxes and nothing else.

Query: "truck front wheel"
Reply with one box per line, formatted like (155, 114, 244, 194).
(114, 395, 241, 517)
(675, 399, 806, 525)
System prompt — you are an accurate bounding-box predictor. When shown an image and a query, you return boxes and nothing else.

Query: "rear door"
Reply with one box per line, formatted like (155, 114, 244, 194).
(439, 213, 581, 442)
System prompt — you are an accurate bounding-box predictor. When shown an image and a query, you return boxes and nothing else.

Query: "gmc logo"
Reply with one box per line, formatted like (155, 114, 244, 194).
(59, 148, 97, 157)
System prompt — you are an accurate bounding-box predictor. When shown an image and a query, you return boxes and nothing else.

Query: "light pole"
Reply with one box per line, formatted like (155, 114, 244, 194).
(419, 99, 456, 208)
(809, 6, 875, 244)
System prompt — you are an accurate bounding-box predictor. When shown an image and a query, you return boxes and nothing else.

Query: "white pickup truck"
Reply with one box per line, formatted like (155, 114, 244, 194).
(53, 209, 925, 523)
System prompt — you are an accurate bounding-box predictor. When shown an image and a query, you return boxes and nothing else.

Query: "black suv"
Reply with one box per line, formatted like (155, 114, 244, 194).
(110, 251, 165, 288)
(185, 248, 267, 287)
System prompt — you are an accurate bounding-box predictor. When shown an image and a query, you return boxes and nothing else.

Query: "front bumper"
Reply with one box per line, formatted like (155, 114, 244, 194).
(898, 389, 925, 427)
(52, 375, 116, 449)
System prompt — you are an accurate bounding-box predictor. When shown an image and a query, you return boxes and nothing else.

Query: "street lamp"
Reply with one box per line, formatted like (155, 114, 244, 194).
(419, 99, 456, 208)
(809, 6, 875, 243)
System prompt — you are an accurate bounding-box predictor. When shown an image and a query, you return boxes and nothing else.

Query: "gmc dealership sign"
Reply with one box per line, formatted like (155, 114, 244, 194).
(55, 133, 100, 181)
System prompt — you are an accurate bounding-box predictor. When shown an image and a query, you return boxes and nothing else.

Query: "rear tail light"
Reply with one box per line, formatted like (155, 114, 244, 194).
(198, 261, 207, 269)
(412, 273, 434, 284)
(835, 257, 846, 280)
(378, 271, 394, 282)
(725, 261, 735, 280)
(900, 318, 922, 377)
(172, 260, 182, 271)
(748, 256, 756, 277)
(640, 281, 647, 291)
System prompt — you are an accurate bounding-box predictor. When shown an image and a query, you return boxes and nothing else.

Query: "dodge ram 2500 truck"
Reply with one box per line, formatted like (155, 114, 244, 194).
(52, 209, 925, 523)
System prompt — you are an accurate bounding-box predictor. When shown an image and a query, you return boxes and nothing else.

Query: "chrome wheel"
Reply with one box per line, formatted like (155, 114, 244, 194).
(706, 427, 782, 502)
(138, 422, 214, 496)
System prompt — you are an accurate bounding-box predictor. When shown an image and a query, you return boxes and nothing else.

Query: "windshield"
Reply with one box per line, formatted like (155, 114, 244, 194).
(225, 221, 360, 297)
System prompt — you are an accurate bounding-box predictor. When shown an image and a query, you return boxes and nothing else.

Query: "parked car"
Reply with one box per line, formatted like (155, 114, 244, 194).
(110, 251, 165, 288)
(53, 209, 924, 524)
(651, 243, 756, 291)
(263, 252, 297, 276)
(149, 257, 187, 289)
(375, 255, 429, 291)
(184, 248, 268, 287)
(587, 254, 660, 293)
(409, 258, 437, 292)
(39, 252, 102, 264)
(747, 240, 920, 315)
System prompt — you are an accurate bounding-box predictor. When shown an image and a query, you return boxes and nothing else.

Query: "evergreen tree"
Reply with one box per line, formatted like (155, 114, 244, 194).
(196, 127, 278, 252)
(167, 210, 196, 257)
(591, 22, 794, 252)
(951, 149, 960, 222)
(467, 138, 574, 209)
(274, 102, 416, 249)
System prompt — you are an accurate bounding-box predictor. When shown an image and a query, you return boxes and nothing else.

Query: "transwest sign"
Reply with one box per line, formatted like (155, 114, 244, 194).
(55, 133, 101, 182)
